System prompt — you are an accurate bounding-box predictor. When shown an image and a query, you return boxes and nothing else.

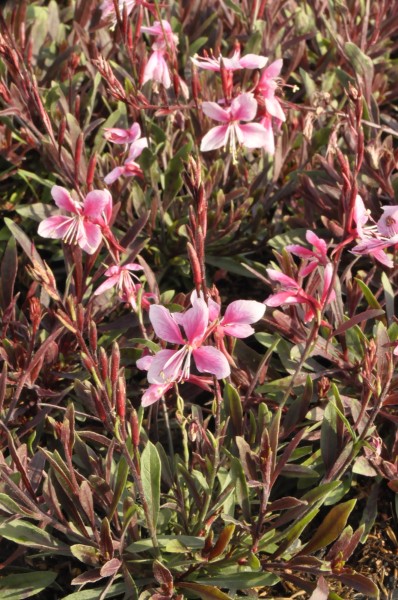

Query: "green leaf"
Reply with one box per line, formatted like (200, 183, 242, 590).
(70, 544, 99, 567)
(4, 218, 45, 268)
(0, 520, 70, 554)
(344, 42, 374, 101)
(194, 572, 280, 589)
(140, 441, 161, 529)
(0, 571, 57, 599)
(108, 456, 129, 520)
(61, 582, 126, 599)
(177, 582, 233, 600)
(224, 384, 243, 435)
(301, 499, 356, 555)
(164, 139, 193, 203)
(355, 278, 382, 310)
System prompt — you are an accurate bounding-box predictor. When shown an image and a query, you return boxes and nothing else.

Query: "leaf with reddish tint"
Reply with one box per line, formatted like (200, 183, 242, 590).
(5, 218, 45, 268)
(153, 559, 173, 589)
(70, 544, 99, 567)
(336, 572, 379, 598)
(177, 582, 233, 600)
(100, 557, 121, 577)
(300, 499, 356, 555)
(208, 524, 235, 560)
(0, 235, 17, 310)
(332, 308, 384, 336)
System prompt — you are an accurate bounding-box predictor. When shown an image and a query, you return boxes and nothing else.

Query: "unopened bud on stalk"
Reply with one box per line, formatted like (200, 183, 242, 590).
(99, 347, 109, 381)
(81, 352, 94, 372)
(131, 408, 140, 447)
(86, 153, 97, 189)
(89, 320, 98, 354)
(74, 132, 84, 183)
(111, 342, 120, 384)
(92, 388, 107, 423)
(187, 242, 202, 291)
(116, 375, 126, 421)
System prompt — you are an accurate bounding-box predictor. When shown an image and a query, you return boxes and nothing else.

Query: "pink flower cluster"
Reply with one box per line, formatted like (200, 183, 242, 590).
(352, 195, 398, 268)
(137, 294, 265, 406)
(194, 48, 285, 158)
(104, 123, 148, 185)
(265, 231, 335, 323)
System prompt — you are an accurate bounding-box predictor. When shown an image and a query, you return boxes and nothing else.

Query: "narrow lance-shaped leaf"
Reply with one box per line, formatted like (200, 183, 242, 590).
(299, 499, 356, 555)
(140, 441, 161, 529)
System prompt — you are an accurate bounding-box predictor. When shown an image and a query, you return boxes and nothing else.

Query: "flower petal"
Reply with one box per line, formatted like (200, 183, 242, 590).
(223, 300, 265, 326)
(192, 346, 230, 379)
(239, 53, 268, 69)
(104, 166, 127, 185)
(230, 93, 257, 121)
(79, 221, 102, 254)
(265, 292, 300, 306)
(38, 215, 74, 239)
(149, 305, 184, 344)
(267, 269, 299, 288)
(238, 123, 269, 148)
(200, 125, 229, 151)
(142, 382, 173, 407)
(265, 97, 286, 122)
(181, 298, 209, 346)
(264, 58, 283, 79)
(127, 137, 148, 161)
(94, 274, 120, 295)
(51, 186, 80, 213)
(84, 190, 113, 220)
(201, 101, 230, 122)
(148, 348, 187, 384)
(222, 323, 255, 338)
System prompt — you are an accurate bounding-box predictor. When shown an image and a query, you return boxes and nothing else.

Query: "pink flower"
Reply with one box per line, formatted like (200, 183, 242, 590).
(38, 186, 112, 255)
(104, 123, 142, 144)
(200, 93, 269, 161)
(141, 20, 178, 52)
(286, 231, 328, 277)
(352, 196, 398, 268)
(265, 265, 335, 322)
(104, 132, 148, 185)
(146, 298, 230, 386)
(94, 263, 142, 309)
(191, 49, 268, 72)
(256, 59, 285, 124)
(143, 50, 172, 88)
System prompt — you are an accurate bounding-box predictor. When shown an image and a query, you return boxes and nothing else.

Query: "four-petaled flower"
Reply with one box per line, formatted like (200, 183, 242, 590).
(104, 123, 142, 144)
(286, 231, 328, 277)
(104, 128, 148, 185)
(352, 196, 398, 268)
(94, 263, 143, 309)
(200, 93, 269, 162)
(265, 264, 335, 322)
(191, 49, 268, 72)
(256, 59, 285, 124)
(38, 186, 112, 255)
(144, 298, 231, 388)
(141, 20, 178, 89)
